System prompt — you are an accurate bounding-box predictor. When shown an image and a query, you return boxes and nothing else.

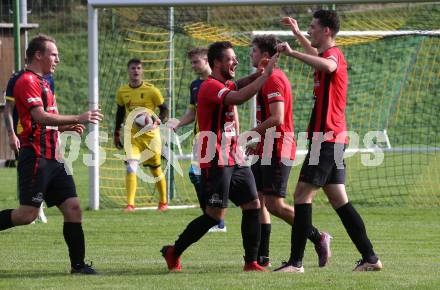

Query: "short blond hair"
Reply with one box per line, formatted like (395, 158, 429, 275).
(187, 47, 208, 59)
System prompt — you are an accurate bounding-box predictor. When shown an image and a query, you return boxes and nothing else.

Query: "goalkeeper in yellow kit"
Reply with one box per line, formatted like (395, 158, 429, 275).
(114, 58, 169, 212)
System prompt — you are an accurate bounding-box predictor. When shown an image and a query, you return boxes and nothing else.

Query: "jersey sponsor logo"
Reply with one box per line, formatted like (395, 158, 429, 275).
(217, 87, 229, 99)
(27, 97, 42, 103)
(267, 92, 281, 99)
(46, 126, 59, 130)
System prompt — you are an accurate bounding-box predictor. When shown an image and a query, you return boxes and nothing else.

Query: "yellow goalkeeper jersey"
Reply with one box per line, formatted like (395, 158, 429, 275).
(116, 81, 164, 140)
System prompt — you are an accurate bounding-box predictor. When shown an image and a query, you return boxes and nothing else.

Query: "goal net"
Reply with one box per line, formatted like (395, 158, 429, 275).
(90, 1, 440, 209)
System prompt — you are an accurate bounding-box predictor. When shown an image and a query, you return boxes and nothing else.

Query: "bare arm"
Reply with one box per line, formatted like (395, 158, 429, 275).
(3, 100, 20, 152)
(169, 107, 195, 130)
(277, 42, 337, 73)
(252, 101, 284, 136)
(234, 106, 240, 135)
(235, 71, 261, 90)
(224, 53, 279, 106)
(30, 106, 103, 126)
(281, 17, 318, 56)
(3, 100, 16, 136)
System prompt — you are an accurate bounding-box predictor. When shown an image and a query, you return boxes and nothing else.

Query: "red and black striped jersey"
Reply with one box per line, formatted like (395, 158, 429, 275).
(196, 75, 241, 168)
(309, 46, 348, 144)
(13, 70, 59, 159)
(256, 68, 296, 160)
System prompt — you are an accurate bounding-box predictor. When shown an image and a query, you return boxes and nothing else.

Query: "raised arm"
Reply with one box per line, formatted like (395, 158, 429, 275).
(223, 53, 279, 106)
(277, 42, 337, 73)
(281, 17, 318, 56)
(235, 71, 261, 90)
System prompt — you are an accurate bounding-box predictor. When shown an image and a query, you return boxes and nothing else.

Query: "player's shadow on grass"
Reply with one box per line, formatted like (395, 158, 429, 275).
(0, 270, 70, 279)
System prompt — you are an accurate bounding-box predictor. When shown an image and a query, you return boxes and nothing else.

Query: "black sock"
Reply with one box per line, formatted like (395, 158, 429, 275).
(336, 202, 376, 260)
(258, 223, 271, 258)
(0, 209, 15, 231)
(242, 209, 260, 263)
(63, 222, 85, 269)
(308, 226, 322, 245)
(290, 204, 312, 266)
(174, 213, 218, 257)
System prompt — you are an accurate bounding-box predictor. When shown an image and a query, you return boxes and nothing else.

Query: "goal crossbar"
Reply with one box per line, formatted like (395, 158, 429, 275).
(88, 0, 437, 8)
(252, 30, 440, 37)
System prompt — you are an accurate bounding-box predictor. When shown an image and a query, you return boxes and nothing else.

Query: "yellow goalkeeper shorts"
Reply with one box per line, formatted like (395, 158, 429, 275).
(125, 134, 162, 167)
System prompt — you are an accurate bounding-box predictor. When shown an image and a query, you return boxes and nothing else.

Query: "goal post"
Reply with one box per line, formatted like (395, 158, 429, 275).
(87, 0, 440, 210)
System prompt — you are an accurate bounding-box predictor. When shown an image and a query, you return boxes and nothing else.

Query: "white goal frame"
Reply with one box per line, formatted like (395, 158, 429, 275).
(87, 0, 436, 210)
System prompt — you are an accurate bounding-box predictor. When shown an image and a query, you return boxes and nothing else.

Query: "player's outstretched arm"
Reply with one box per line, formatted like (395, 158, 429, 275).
(168, 107, 196, 130)
(224, 53, 279, 106)
(59, 124, 86, 135)
(277, 42, 336, 73)
(235, 71, 262, 90)
(281, 17, 318, 56)
(30, 106, 103, 126)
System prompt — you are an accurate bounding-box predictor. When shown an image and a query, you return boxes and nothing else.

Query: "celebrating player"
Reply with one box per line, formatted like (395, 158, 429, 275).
(274, 10, 382, 272)
(248, 34, 331, 268)
(168, 47, 227, 232)
(161, 41, 278, 272)
(114, 58, 169, 212)
(0, 34, 102, 274)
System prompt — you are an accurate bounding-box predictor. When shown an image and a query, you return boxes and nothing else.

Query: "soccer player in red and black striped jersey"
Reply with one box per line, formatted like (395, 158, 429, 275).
(275, 10, 382, 272)
(168, 47, 227, 232)
(248, 34, 331, 269)
(0, 34, 102, 274)
(161, 41, 278, 272)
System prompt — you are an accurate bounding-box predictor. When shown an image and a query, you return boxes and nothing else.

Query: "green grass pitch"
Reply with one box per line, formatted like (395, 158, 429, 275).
(0, 162, 439, 289)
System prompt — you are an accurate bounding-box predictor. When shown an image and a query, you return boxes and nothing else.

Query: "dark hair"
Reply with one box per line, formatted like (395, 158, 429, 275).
(187, 47, 208, 59)
(207, 41, 233, 69)
(26, 34, 56, 62)
(251, 35, 280, 57)
(127, 58, 142, 68)
(313, 9, 340, 36)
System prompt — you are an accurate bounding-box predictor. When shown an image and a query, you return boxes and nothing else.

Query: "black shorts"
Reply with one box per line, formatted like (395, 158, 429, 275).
(17, 148, 77, 208)
(251, 158, 292, 198)
(201, 165, 258, 208)
(299, 142, 346, 187)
